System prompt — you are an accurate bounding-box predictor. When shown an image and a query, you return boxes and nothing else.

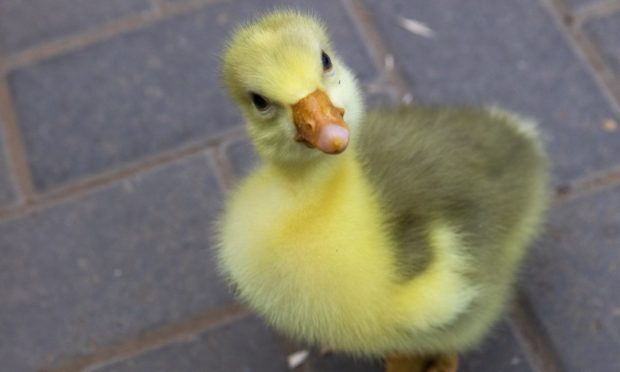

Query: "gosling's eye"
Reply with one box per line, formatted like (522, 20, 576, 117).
(249, 92, 271, 112)
(321, 50, 333, 72)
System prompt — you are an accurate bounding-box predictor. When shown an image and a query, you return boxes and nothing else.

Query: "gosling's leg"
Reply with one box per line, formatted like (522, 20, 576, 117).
(384, 353, 458, 372)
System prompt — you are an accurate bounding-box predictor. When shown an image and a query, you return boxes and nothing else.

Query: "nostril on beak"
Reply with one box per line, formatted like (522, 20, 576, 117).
(303, 120, 319, 135)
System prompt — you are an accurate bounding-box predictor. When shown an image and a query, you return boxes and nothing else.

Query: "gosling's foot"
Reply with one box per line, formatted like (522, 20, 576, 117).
(319, 345, 333, 356)
(384, 353, 458, 372)
(426, 354, 458, 372)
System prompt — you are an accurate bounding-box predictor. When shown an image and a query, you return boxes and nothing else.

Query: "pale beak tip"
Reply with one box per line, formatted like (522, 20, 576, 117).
(317, 124, 349, 154)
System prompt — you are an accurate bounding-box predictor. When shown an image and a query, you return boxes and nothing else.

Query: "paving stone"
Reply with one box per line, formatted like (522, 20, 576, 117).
(364, 0, 620, 184)
(460, 321, 533, 372)
(7, 5, 243, 193)
(0, 0, 152, 55)
(523, 186, 620, 372)
(0, 153, 233, 372)
(0, 130, 17, 207)
(94, 316, 290, 372)
(584, 11, 620, 84)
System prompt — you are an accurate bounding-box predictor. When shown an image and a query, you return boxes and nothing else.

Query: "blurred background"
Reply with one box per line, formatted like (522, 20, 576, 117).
(1, 0, 619, 371)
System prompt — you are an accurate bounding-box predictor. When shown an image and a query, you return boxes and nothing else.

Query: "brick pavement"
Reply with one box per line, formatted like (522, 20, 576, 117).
(0, 0, 619, 371)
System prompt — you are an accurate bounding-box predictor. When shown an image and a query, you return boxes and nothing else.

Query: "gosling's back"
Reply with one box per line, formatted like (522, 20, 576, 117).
(357, 105, 549, 280)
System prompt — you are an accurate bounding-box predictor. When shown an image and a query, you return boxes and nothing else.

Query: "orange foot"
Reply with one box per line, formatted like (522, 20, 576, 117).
(319, 345, 333, 356)
(426, 354, 458, 372)
(384, 353, 458, 372)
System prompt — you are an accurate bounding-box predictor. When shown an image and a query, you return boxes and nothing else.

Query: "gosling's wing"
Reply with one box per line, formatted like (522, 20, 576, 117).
(356, 105, 548, 279)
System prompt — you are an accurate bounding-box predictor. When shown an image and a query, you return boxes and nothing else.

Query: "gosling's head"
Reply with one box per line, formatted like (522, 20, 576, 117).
(222, 10, 363, 164)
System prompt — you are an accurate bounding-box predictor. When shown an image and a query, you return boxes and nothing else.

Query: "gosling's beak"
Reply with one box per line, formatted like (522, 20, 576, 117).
(291, 89, 349, 154)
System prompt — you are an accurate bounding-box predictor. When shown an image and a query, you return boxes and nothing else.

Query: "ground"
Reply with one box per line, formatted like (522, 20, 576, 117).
(0, 0, 619, 371)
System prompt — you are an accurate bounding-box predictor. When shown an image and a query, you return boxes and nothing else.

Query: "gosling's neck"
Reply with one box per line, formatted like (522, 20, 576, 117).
(265, 147, 358, 194)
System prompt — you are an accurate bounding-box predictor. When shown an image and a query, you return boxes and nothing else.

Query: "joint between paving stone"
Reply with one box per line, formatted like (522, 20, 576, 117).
(0, 203, 31, 222)
(3, 11, 158, 72)
(210, 143, 240, 191)
(2, 0, 230, 72)
(148, 0, 167, 14)
(571, 46, 620, 112)
(509, 293, 565, 372)
(0, 78, 36, 204)
(553, 164, 620, 205)
(571, 0, 620, 22)
(541, 0, 620, 116)
(0, 126, 245, 223)
(341, 0, 410, 99)
(42, 304, 249, 372)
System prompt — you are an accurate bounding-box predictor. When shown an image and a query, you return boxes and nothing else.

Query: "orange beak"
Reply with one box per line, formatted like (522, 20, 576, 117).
(291, 89, 349, 154)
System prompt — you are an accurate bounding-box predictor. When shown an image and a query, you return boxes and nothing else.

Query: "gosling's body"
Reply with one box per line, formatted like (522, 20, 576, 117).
(216, 10, 549, 367)
(220, 105, 548, 355)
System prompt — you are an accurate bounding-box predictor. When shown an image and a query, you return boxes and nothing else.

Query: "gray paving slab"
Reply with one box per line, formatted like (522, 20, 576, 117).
(0, 153, 233, 372)
(8, 0, 378, 193)
(364, 0, 620, 184)
(8, 4, 243, 193)
(94, 316, 290, 372)
(523, 186, 620, 372)
(460, 321, 533, 372)
(584, 10, 620, 84)
(0, 0, 152, 55)
(0, 130, 17, 207)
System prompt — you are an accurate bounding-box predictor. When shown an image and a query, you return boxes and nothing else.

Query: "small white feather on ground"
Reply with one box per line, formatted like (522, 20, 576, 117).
(397, 16, 436, 38)
(384, 54, 395, 71)
(287, 350, 310, 369)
